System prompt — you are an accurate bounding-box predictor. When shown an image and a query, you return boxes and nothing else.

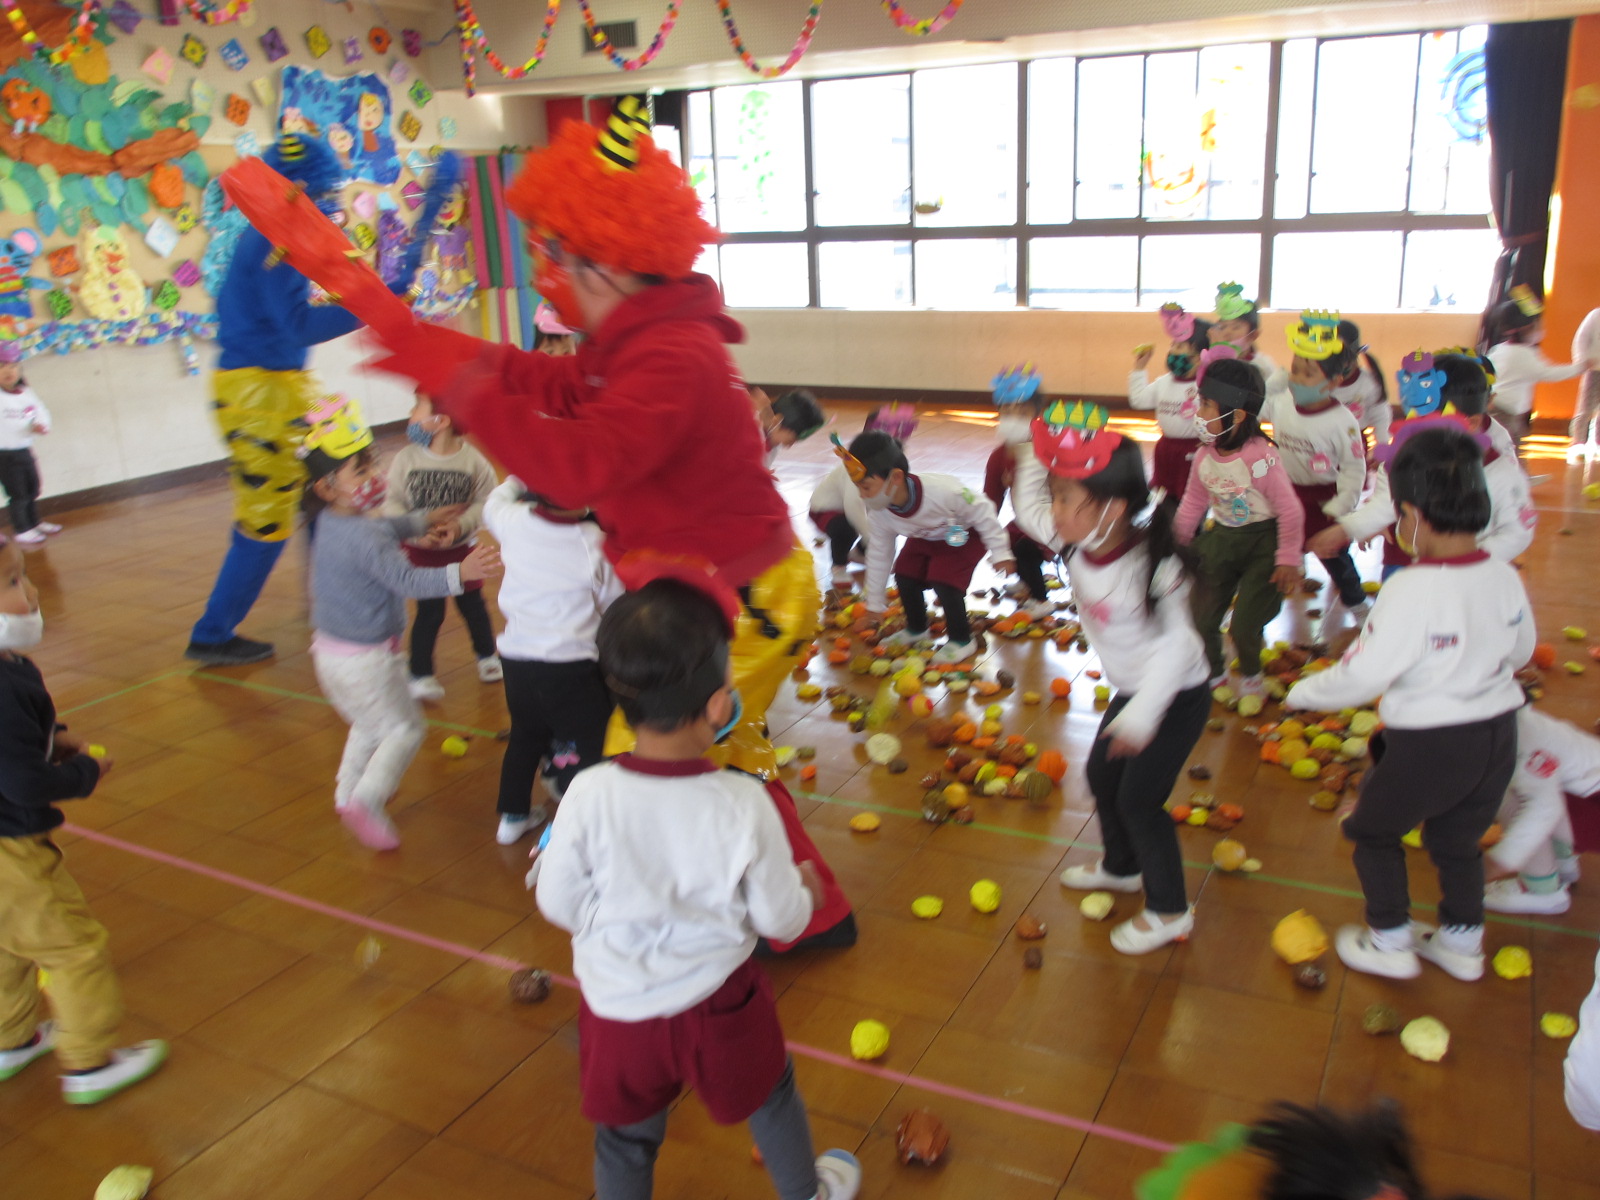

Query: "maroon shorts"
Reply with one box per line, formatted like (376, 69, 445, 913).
(402, 541, 482, 591)
(894, 535, 986, 590)
(810, 509, 845, 533)
(1151, 436, 1201, 496)
(1569, 790, 1600, 855)
(1292, 482, 1340, 542)
(578, 959, 787, 1127)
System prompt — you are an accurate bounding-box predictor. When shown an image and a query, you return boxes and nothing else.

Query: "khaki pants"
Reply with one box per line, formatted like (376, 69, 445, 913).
(0, 835, 121, 1071)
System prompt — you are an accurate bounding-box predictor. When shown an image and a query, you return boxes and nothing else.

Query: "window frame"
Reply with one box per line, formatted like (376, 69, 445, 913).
(667, 29, 1492, 311)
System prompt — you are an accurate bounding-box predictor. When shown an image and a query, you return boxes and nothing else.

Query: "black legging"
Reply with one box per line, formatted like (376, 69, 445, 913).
(824, 513, 857, 568)
(1319, 551, 1367, 608)
(896, 574, 971, 644)
(409, 591, 497, 678)
(498, 657, 614, 815)
(0, 449, 41, 535)
(1014, 536, 1049, 602)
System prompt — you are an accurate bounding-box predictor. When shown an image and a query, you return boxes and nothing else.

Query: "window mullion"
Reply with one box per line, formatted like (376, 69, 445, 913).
(1259, 40, 1284, 307)
(801, 78, 819, 309)
(1016, 61, 1028, 306)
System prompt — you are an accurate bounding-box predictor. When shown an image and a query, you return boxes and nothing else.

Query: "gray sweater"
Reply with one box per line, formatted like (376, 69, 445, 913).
(311, 511, 463, 645)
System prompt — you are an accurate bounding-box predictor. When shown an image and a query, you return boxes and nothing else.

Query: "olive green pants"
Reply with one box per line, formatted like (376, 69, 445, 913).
(1191, 519, 1283, 678)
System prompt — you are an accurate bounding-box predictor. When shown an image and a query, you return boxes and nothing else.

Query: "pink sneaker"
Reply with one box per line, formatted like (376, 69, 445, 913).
(340, 804, 400, 851)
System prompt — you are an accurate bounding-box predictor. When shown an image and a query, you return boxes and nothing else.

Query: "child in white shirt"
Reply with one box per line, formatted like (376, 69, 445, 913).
(1569, 947, 1600, 1131)
(753, 386, 825, 470)
(1129, 305, 1211, 498)
(481, 477, 621, 845)
(1038, 407, 1212, 956)
(1487, 291, 1590, 459)
(984, 366, 1057, 618)
(1328, 319, 1392, 448)
(845, 430, 1013, 666)
(1570, 306, 1600, 459)
(537, 578, 860, 1200)
(1271, 314, 1371, 638)
(1481, 705, 1596, 915)
(1208, 283, 1287, 397)
(1286, 423, 1534, 984)
(0, 345, 58, 546)
(809, 405, 916, 590)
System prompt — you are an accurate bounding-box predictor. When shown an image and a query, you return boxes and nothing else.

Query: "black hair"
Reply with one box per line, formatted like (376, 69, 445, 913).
(1070, 437, 1194, 615)
(1434, 353, 1490, 417)
(598, 579, 731, 732)
(300, 444, 377, 525)
(535, 331, 574, 353)
(1249, 1102, 1427, 1200)
(848, 429, 909, 480)
(1218, 305, 1261, 333)
(1180, 317, 1213, 355)
(1390, 425, 1491, 535)
(1198, 357, 1268, 452)
(1491, 298, 1540, 345)
(1326, 320, 1389, 406)
(772, 388, 825, 439)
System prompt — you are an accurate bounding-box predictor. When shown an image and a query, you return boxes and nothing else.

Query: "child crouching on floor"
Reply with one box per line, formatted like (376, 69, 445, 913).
(536, 576, 861, 1200)
(1285, 423, 1533, 984)
(305, 397, 501, 851)
(0, 535, 167, 1105)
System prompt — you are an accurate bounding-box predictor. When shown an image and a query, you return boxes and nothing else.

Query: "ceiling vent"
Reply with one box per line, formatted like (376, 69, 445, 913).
(582, 20, 637, 54)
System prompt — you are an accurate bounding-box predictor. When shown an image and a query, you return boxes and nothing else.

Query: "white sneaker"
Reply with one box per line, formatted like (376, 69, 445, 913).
(1412, 923, 1484, 982)
(931, 639, 976, 666)
(878, 629, 918, 652)
(1558, 857, 1581, 887)
(14, 528, 45, 546)
(35, 522, 60, 535)
(1110, 907, 1194, 955)
(830, 567, 852, 589)
(477, 655, 504, 683)
(408, 676, 446, 703)
(814, 1149, 862, 1200)
(1236, 674, 1266, 699)
(496, 807, 547, 846)
(61, 1040, 168, 1105)
(1060, 860, 1144, 893)
(1022, 598, 1056, 620)
(1335, 924, 1420, 979)
(1482, 878, 1571, 915)
(0, 1021, 54, 1080)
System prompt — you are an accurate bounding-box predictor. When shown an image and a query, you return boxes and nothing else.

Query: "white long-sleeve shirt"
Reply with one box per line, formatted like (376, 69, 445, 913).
(1568, 946, 1600, 1131)
(1262, 394, 1367, 517)
(809, 462, 870, 542)
(1335, 419, 1534, 562)
(1490, 707, 1600, 875)
(1331, 362, 1392, 445)
(1128, 369, 1201, 439)
(1008, 441, 1064, 554)
(0, 386, 48, 451)
(863, 473, 1010, 612)
(383, 440, 499, 540)
(536, 756, 813, 1021)
(1245, 349, 1289, 400)
(1285, 552, 1533, 729)
(481, 478, 621, 663)
(1488, 341, 1584, 416)
(1068, 540, 1209, 749)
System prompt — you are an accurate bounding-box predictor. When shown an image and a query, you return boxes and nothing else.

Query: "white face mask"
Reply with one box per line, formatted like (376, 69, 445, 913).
(996, 414, 1033, 444)
(0, 609, 44, 651)
(861, 489, 894, 510)
(1079, 500, 1116, 553)
(1526, 327, 1545, 345)
(1195, 413, 1226, 445)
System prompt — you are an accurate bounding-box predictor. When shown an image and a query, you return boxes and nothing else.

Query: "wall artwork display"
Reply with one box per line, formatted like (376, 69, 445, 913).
(279, 66, 401, 184)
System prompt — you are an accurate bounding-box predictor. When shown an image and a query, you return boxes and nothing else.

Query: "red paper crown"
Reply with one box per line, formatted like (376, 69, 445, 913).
(1031, 400, 1124, 479)
(612, 549, 741, 634)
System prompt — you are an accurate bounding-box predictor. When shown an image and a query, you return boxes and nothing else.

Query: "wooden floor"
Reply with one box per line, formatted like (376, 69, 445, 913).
(3, 403, 1599, 1199)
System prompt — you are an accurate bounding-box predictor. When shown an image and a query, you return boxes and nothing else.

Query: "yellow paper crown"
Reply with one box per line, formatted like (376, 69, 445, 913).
(301, 393, 373, 462)
(1509, 284, 1543, 318)
(1287, 310, 1343, 361)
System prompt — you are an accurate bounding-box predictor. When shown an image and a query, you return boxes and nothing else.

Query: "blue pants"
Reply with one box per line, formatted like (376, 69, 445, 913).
(190, 529, 287, 646)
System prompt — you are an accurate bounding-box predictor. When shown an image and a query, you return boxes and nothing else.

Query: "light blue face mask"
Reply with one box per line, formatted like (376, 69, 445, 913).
(406, 421, 435, 447)
(713, 690, 744, 744)
(1289, 381, 1329, 409)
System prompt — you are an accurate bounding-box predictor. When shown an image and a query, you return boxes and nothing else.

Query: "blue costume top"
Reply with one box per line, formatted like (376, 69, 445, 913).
(216, 227, 361, 371)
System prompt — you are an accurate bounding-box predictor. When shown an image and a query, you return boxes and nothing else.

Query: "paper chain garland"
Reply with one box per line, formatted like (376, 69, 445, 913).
(1, 0, 100, 66)
(15, 309, 216, 359)
(182, 0, 252, 24)
(452, 0, 962, 93)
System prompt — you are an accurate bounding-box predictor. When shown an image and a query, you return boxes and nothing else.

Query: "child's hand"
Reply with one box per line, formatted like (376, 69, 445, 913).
(1305, 526, 1349, 558)
(91, 754, 114, 779)
(1133, 345, 1155, 369)
(1271, 565, 1302, 595)
(30, 423, 48, 436)
(428, 517, 463, 545)
(798, 860, 825, 910)
(461, 542, 502, 583)
(1101, 732, 1146, 759)
(993, 558, 1017, 577)
(51, 731, 84, 763)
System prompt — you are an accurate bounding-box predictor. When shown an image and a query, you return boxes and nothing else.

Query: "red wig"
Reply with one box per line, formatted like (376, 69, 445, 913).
(507, 121, 717, 279)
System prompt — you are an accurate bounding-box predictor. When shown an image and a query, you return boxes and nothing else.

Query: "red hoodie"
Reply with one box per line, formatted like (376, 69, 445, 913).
(435, 275, 794, 587)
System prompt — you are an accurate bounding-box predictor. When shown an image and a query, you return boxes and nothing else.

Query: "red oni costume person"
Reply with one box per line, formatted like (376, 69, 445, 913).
(214, 97, 853, 951)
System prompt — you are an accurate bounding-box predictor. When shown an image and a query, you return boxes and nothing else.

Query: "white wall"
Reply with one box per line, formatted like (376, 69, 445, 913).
(729, 308, 1483, 397)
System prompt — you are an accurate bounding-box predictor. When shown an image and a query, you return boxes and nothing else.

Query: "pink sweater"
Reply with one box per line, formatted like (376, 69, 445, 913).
(1175, 438, 1304, 568)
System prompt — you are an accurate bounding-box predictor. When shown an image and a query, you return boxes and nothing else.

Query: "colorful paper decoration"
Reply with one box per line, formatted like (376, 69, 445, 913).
(144, 215, 180, 258)
(180, 33, 208, 66)
(218, 37, 248, 69)
(1, 79, 51, 130)
(191, 78, 216, 112)
(369, 27, 392, 54)
(142, 48, 175, 84)
(173, 204, 198, 233)
(258, 26, 287, 61)
(45, 289, 71, 319)
(224, 94, 250, 125)
(407, 78, 433, 108)
(280, 67, 401, 184)
(343, 36, 363, 64)
(351, 222, 376, 251)
(400, 180, 424, 210)
(388, 60, 410, 85)
(0, 0, 97, 67)
(80, 226, 146, 321)
(397, 110, 421, 141)
(404, 150, 432, 173)
(882, 0, 966, 36)
(376, 191, 398, 212)
(183, 1, 254, 25)
(233, 130, 258, 157)
(438, 116, 457, 140)
(46, 246, 79, 277)
(148, 162, 186, 208)
(251, 75, 274, 107)
(350, 191, 377, 220)
(173, 260, 201, 287)
(402, 29, 422, 56)
(108, 1, 142, 34)
(153, 279, 180, 310)
(306, 25, 330, 58)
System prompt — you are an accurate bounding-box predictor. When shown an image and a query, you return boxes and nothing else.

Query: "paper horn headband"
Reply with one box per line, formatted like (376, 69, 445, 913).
(1509, 284, 1543, 318)
(1214, 281, 1254, 322)
(597, 94, 652, 173)
(1287, 310, 1343, 361)
(991, 364, 1042, 407)
(1373, 412, 1489, 469)
(300, 393, 373, 462)
(534, 302, 573, 336)
(831, 433, 867, 484)
(1435, 344, 1496, 388)
(1195, 343, 1237, 383)
(865, 403, 918, 442)
(1396, 351, 1448, 418)
(1159, 302, 1195, 342)
(1031, 400, 1124, 479)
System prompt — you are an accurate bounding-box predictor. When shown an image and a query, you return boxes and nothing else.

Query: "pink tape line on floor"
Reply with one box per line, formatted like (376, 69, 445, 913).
(63, 822, 1178, 1157)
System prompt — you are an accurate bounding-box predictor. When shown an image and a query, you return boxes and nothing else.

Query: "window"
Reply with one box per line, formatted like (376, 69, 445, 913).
(687, 25, 1491, 312)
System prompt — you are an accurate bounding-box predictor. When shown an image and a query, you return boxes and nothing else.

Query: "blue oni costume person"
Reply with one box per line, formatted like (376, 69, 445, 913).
(185, 133, 361, 665)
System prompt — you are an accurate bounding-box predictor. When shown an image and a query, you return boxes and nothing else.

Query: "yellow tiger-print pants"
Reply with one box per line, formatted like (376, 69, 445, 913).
(212, 367, 322, 542)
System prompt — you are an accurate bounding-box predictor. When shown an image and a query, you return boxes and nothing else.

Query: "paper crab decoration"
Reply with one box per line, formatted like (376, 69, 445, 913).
(1031, 400, 1124, 479)
(1214, 281, 1254, 322)
(1287, 310, 1343, 361)
(1159, 302, 1195, 342)
(991, 363, 1042, 407)
(1396, 351, 1448, 418)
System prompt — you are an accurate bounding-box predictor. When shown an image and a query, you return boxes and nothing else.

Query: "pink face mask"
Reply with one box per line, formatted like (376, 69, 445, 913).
(350, 475, 387, 513)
